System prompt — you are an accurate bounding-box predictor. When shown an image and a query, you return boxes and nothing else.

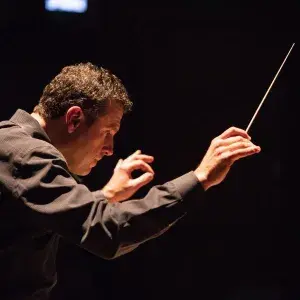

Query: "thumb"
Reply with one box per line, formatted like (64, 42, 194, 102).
(131, 172, 154, 190)
(115, 158, 123, 169)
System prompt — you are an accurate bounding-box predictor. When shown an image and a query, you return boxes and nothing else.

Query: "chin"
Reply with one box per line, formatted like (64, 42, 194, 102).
(69, 165, 92, 177)
(77, 168, 92, 176)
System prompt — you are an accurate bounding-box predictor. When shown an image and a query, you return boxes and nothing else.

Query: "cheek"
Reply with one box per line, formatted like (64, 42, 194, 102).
(76, 140, 96, 159)
(85, 135, 105, 155)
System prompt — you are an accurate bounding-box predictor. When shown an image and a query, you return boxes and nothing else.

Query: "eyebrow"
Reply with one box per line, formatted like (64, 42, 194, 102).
(107, 124, 120, 132)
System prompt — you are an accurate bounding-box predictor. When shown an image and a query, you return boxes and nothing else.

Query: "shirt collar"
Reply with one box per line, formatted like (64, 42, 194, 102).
(9, 109, 83, 183)
(10, 109, 51, 143)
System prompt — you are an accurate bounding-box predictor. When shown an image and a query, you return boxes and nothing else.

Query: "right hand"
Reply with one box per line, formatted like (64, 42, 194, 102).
(101, 150, 155, 203)
(194, 127, 261, 190)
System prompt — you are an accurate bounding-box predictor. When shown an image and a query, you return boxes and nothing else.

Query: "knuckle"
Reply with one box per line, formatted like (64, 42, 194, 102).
(221, 151, 233, 161)
(128, 182, 135, 189)
(135, 159, 143, 165)
(119, 165, 127, 171)
(219, 152, 228, 161)
(211, 138, 220, 148)
(215, 147, 223, 156)
(138, 161, 145, 166)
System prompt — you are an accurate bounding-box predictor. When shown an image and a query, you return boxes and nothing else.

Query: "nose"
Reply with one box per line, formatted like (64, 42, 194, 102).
(102, 147, 113, 156)
(102, 134, 114, 156)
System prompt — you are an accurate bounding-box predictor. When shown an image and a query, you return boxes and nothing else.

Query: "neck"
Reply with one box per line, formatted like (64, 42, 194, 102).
(31, 112, 69, 150)
(30, 112, 79, 171)
(31, 112, 47, 129)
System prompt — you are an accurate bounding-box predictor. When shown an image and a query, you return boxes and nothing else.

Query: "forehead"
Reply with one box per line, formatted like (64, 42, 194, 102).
(98, 105, 124, 129)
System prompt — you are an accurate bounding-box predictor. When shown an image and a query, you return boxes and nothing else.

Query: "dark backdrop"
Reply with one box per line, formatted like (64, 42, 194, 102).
(0, 1, 297, 299)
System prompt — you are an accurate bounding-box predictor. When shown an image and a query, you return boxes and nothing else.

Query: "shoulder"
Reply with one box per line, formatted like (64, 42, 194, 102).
(0, 120, 65, 164)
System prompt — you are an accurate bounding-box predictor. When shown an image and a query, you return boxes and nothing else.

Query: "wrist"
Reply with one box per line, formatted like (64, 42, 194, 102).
(101, 185, 116, 202)
(193, 170, 210, 191)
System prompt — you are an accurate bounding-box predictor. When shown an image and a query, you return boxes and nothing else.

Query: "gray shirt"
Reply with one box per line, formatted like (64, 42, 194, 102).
(0, 109, 204, 299)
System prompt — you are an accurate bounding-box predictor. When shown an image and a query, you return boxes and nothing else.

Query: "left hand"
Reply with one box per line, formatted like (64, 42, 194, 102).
(101, 150, 155, 202)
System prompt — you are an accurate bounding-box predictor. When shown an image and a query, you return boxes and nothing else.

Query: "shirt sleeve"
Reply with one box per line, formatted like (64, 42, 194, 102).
(14, 145, 205, 259)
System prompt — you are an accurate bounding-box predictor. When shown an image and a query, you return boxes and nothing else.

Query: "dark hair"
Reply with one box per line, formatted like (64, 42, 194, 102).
(34, 62, 132, 125)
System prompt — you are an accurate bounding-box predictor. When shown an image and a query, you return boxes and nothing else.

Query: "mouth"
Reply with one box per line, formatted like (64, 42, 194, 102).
(96, 155, 103, 161)
(91, 156, 102, 167)
(90, 160, 98, 167)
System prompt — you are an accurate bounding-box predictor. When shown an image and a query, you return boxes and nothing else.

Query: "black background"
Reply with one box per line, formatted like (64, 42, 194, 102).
(0, 1, 297, 299)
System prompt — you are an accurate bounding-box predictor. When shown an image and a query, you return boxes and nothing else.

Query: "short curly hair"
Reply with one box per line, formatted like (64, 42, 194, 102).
(34, 62, 133, 125)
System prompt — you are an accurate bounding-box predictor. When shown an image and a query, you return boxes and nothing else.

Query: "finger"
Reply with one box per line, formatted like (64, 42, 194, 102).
(216, 140, 254, 155)
(126, 160, 155, 174)
(132, 154, 154, 163)
(115, 159, 123, 169)
(218, 126, 251, 140)
(221, 145, 261, 162)
(130, 172, 154, 190)
(126, 150, 142, 161)
(213, 136, 251, 149)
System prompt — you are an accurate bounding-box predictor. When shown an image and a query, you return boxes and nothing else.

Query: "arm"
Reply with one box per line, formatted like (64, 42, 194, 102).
(13, 146, 203, 259)
(13, 126, 260, 259)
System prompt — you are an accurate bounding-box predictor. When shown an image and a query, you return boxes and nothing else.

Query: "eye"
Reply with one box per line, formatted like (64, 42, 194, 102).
(105, 131, 113, 138)
(110, 130, 117, 137)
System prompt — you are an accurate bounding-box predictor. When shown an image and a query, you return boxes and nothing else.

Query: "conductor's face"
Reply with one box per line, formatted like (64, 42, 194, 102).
(65, 103, 124, 176)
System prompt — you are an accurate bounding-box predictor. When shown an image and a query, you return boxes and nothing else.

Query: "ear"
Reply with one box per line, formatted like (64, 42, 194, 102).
(65, 106, 85, 134)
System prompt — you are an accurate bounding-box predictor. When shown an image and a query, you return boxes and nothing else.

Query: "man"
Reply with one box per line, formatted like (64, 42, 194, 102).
(0, 62, 260, 299)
